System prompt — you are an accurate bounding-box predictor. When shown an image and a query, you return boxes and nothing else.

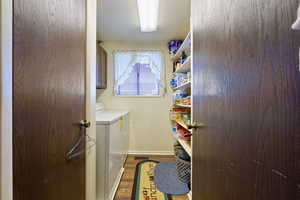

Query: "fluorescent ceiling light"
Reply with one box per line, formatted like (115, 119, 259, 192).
(137, 0, 159, 32)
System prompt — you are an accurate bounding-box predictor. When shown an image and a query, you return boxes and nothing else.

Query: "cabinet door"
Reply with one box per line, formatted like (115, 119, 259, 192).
(108, 120, 123, 198)
(96, 43, 107, 89)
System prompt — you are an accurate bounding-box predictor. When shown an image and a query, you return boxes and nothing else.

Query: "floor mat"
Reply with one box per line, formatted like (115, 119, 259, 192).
(132, 160, 171, 200)
(154, 162, 190, 195)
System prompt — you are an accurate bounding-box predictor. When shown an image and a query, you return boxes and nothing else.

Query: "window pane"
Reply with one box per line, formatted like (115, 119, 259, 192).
(139, 64, 159, 95)
(117, 64, 138, 95)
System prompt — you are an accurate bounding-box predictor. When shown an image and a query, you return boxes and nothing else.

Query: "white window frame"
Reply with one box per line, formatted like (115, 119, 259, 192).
(113, 50, 166, 98)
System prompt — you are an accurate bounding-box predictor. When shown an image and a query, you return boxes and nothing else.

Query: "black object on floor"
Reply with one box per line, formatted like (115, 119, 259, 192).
(134, 156, 149, 160)
(154, 162, 190, 195)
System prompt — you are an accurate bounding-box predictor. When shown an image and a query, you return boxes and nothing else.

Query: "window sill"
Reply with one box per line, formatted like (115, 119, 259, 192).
(114, 95, 163, 98)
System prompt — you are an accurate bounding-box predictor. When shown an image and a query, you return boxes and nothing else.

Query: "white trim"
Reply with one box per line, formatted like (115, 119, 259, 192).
(190, 15, 194, 198)
(187, 191, 192, 200)
(85, 0, 97, 200)
(114, 95, 163, 98)
(113, 49, 164, 53)
(0, 0, 13, 199)
(128, 151, 174, 156)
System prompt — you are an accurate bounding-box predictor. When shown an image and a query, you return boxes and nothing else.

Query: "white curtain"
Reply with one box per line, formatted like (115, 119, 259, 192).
(114, 51, 165, 95)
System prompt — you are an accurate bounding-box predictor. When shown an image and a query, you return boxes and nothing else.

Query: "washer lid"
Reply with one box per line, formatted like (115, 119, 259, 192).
(96, 110, 129, 125)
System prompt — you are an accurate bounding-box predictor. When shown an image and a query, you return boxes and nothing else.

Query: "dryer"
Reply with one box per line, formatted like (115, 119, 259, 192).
(96, 104, 129, 200)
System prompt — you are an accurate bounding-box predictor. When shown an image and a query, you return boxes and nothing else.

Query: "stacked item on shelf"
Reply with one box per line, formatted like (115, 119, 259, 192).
(180, 96, 191, 106)
(169, 107, 190, 123)
(172, 124, 191, 141)
(172, 90, 191, 106)
(168, 40, 183, 56)
(170, 73, 191, 89)
(181, 113, 191, 127)
(170, 107, 191, 140)
(174, 52, 190, 72)
(168, 33, 192, 141)
(168, 35, 191, 73)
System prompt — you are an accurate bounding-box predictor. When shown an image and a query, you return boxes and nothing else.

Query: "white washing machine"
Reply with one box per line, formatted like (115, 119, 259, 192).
(96, 103, 129, 200)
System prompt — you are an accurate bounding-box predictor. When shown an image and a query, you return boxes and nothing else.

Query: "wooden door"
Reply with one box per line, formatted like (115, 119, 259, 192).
(13, 0, 86, 199)
(192, 0, 300, 199)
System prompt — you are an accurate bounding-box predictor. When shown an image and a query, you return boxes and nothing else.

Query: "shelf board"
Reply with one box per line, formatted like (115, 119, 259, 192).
(172, 134, 192, 157)
(173, 119, 192, 131)
(171, 32, 191, 61)
(172, 81, 191, 91)
(178, 138, 192, 157)
(174, 104, 191, 108)
(175, 56, 191, 73)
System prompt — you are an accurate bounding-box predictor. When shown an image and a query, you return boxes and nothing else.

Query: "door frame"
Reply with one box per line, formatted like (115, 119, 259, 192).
(0, 0, 13, 199)
(0, 0, 97, 199)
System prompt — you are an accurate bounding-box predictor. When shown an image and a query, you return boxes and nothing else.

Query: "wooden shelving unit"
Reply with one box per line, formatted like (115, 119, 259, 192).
(174, 104, 191, 108)
(172, 134, 192, 157)
(173, 119, 192, 132)
(177, 138, 192, 157)
(169, 32, 193, 200)
(171, 32, 191, 60)
(172, 81, 191, 91)
(175, 56, 191, 73)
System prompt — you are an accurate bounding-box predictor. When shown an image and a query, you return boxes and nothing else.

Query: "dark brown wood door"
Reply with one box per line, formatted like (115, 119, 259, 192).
(192, 0, 300, 199)
(13, 0, 86, 199)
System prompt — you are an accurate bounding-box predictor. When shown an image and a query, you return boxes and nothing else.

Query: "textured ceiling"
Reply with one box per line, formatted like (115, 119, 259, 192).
(97, 0, 191, 43)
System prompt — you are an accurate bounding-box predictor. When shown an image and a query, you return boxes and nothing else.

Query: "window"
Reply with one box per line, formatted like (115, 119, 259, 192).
(114, 51, 165, 96)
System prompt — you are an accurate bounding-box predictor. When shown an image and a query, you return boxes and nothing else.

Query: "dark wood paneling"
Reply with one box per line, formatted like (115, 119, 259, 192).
(13, 0, 86, 199)
(192, 0, 300, 199)
(96, 42, 107, 89)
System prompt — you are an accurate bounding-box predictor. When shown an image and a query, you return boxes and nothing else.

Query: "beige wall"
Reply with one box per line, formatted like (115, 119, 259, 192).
(97, 42, 174, 154)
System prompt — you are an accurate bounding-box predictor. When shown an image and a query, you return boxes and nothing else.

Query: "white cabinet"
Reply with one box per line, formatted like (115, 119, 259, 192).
(96, 110, 129, 200)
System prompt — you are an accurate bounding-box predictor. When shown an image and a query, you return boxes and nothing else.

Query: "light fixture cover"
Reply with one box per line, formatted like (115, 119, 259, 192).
(137, 0, 159, 32)
(292, 3, 300, 30)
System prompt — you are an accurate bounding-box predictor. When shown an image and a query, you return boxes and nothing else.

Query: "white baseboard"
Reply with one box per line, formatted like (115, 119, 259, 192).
(128, 151, 174, 156)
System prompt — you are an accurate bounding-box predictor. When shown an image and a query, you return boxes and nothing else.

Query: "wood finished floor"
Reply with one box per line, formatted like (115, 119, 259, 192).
(114, 155, 188, 200)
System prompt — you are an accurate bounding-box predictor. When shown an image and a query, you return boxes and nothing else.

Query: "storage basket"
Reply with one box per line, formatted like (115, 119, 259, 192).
(174, 141, 190, 159)
(176, 156, 191, 184)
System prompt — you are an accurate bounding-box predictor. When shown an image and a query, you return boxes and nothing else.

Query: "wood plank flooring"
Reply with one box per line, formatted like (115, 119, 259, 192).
(114, 155, 188, 200)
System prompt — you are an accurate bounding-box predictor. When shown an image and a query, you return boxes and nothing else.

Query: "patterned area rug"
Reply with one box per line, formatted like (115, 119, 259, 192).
(131, 160, 170, 200)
